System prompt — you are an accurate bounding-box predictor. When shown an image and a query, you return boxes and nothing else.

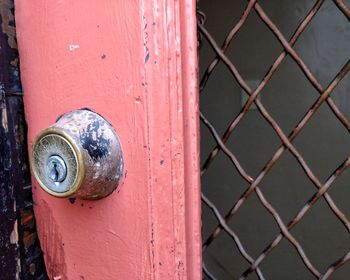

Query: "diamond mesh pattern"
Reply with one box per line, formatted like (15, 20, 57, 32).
(198, 1, 350, 279)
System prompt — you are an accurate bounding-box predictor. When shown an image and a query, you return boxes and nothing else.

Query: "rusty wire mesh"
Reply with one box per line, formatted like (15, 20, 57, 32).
(197, 0, 350, 279)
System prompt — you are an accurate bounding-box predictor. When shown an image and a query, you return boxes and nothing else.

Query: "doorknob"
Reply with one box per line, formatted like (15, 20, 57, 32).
(30, 109, 123, 200)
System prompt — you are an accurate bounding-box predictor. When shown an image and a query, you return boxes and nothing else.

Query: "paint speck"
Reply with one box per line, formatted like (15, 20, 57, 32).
(145, 52, 150, 63)
(101, 53, 107, 59)
(68, 44, 80, 51)
(160, 160, 164, 165)
(68, 197, 76, 204)
(135, 96, 142, 104)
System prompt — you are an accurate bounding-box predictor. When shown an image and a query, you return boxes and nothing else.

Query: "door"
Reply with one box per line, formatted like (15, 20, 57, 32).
(15, 0, 201, 279)
(198, 1, 350, 279)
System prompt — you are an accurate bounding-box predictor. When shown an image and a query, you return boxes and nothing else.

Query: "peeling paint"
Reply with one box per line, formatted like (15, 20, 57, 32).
(10, 57, 18, 67)
(10, 220, 18, 244)
(1, 106, 8, 132)
(0, 1, 48, 278)
(16, 258, 21, 280)
(80, 120, 111, 161)
(39, 200, 66, 279)
(0, 0, 17, 48)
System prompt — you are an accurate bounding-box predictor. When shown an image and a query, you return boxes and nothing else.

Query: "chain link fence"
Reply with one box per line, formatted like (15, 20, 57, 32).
(198, 1, 350, 279)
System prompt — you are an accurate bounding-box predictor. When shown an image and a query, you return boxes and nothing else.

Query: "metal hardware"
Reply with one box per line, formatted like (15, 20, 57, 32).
(46, 155, 67, 183)
(30, 109, 123, 200)
(198, 1, 350, 279)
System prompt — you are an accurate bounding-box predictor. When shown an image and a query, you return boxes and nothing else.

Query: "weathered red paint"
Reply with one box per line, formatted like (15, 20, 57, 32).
(15, 0, 200, 279)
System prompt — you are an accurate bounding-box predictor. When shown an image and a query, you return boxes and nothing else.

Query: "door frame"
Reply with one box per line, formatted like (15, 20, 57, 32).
(141, 1, 201, 278)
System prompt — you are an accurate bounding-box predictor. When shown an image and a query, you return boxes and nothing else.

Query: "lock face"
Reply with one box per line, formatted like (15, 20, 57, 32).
(30, 109, 123, 200)
(32, 134, 79, 195)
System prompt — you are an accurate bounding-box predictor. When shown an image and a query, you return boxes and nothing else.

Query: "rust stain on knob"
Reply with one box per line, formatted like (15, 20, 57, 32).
(30, 109, 123, 200)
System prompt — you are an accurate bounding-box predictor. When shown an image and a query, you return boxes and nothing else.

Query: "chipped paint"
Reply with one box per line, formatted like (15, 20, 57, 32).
(68, 44, 80, 51)
(38, 200, 66, 279)
(0, 0, 47, 278)
(0, 1, 21, 276)
(1, 106, 8, 132)
(16, 258, 21, 280)
(80, 120, 111, 161)
(10, 220, 19, 244)
(0, 0, 16, 48)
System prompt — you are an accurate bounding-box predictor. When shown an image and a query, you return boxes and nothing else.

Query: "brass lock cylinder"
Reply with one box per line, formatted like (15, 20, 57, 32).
(30, 109, 123, 200)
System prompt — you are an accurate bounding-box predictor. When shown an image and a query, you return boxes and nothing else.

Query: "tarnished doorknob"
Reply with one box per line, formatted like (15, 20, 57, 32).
(30, 109, 123, 200)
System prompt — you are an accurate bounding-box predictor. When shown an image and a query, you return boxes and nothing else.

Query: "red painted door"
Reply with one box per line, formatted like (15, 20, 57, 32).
(15, 0, 201, 279)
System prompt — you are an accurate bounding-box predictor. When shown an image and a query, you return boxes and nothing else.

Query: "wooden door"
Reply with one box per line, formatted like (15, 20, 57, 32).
(15, 0, 201, 279)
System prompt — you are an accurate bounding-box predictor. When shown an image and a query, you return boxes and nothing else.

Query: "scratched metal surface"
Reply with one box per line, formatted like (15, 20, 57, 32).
(0, 1, 47, 279)
(198, 0, 350, 279)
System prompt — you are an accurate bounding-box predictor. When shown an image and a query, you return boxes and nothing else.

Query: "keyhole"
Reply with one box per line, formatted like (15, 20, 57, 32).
(46, 155, 67, 183)
(50, 162, 60, 182)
